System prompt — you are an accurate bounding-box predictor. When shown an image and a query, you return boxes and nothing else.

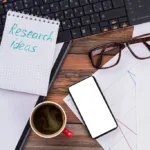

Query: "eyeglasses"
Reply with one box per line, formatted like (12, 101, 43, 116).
(88, 33, 150, 69)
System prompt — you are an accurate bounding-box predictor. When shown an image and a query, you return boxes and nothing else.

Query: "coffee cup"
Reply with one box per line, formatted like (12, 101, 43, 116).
(30, 101, 72, 138)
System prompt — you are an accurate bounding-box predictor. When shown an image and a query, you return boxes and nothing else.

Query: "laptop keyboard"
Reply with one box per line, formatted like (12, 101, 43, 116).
(0, 0, 129, 43)
(124, 0, 150, 25)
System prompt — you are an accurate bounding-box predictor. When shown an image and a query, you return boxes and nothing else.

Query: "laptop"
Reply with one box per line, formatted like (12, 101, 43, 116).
(0, 0, 150, 43)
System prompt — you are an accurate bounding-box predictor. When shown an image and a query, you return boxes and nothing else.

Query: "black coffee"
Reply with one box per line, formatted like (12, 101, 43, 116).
(33, 104, 63, 135)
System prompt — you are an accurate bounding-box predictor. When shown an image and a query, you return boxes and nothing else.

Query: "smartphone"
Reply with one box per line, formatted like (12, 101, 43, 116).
(69, 76, 118, 139)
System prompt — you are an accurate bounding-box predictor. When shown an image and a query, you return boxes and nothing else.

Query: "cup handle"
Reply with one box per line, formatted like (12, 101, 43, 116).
(63, 128, 73, 137)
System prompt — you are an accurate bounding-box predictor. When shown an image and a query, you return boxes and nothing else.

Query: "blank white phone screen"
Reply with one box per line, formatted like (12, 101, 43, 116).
(69, 77, 117, 138)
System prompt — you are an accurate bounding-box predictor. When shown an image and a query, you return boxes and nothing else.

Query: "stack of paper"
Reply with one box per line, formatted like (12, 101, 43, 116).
(64, 22, 150, 150)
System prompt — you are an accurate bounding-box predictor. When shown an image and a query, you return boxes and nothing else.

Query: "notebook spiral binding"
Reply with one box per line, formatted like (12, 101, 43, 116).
(7, 10, 60, 25)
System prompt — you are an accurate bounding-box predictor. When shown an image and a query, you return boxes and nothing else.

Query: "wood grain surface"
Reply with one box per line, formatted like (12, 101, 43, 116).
(24, 27, 133, 150)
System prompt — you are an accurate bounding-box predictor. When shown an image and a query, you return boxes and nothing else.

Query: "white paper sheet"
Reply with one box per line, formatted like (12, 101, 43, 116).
(0, 91, 38, 150)
(133, 22, 150, 38)
(135, 42, 150, 150)
(64, 47, 138, 150)
(131, 23, 150, 150)
(93, 49, 137, 150)
(0, 11, 60, 96)
(0, 43, 64, 150)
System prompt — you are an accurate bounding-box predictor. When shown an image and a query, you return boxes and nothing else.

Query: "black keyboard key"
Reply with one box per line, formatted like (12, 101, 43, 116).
(110, 19, 118, 24)
(81, 15, 91, 25)
(21, 8, 30, 14)
(40, 5, 50, 14)
(89, 0, 98, 3)
(100, 8, 126, 21)
(50, 2, 60, 12)
(34, 0, 43, 6)
(81, 25, 91, 36)
(112, 0, 124, 8)
(2, 15, 6, 24)
(69, 0, 79, 8)
(59, 25, 63, 31)
(120, 22, 129, 28)
(4, 3, 14, 11)
(100, 21, 109, 27)
(60, 0, 69, 10)
(84, 5, 93, 15)
(0, 25, 4, 38)
(31, 7, 41, 15)
(43, 0, 53, 4)
(0, 17, 2, 24)
(101, 26, 110, 32)
(71, 18, 81, 27)
(7, 0, 14, 2)
(90, 13, 100, 23)
(62, 20, 72, 30)
(23, 0, 34, 8)
(0, 5, 5, 15)
(55, 11, 64, 20)
(90, 23, 101, 34)
(71, 28, 82, 39)
(93, 2, 103, 12)
(74, 7, 84, 17)
(14, 1, 24, 11)
(0, 25, 4, 32)
(111, 24, 119, 30)
(64, 9, 74, 19)
(102, 0, 112, 11)
(79, 0, 89, 6)
(57, 30, 72, 43)
(119, 17, 128, 23)
(45, 13, 55, 19)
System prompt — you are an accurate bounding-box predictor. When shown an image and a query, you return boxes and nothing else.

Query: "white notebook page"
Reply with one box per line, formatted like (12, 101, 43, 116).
(0, 11, 60, 96)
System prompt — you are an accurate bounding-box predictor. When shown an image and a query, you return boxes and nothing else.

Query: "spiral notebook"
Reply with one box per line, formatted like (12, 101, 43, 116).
(0, 11, 60, 96)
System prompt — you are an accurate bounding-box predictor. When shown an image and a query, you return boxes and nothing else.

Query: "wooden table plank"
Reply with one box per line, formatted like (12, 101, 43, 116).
(24, 27, 134, 150)
(49, 54, 113, 95)
(70, 27, 133, 54)
(24, 146, 103, 150)
(24, 124, 103, 150)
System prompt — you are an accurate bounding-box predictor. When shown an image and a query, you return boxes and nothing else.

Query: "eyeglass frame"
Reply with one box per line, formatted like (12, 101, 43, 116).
(88, 33, 150, 69)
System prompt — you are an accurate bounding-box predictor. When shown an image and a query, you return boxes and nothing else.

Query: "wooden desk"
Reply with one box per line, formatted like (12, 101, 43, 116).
(24, 27, 133, 150)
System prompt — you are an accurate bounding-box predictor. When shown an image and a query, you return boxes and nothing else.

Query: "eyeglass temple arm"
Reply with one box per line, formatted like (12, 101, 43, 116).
(96, 49, 105, 68)
(143, 42, 150, 52)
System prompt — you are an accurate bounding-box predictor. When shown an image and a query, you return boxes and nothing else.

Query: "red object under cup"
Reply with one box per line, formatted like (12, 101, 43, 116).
(63, 128, 73, 137)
